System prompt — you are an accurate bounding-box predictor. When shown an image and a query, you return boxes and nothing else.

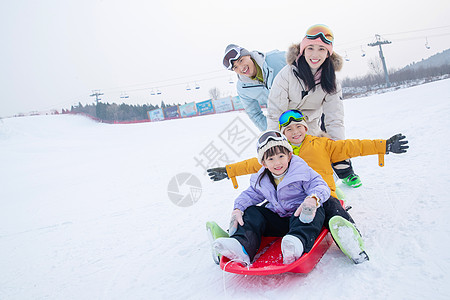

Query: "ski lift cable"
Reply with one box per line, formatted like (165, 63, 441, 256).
(102, 26, 450, 93)
(387, 32, 450, 42)
(100, 69, 227, 93)
(380, 25, 450, 37)
(45, 72, 232, 110)
(335, 31, 450, 54)
(96, 73, 233, 99)
(95, 26, 450, 98)
(335, 26, 450, 50)
(123, 74, 232, 93)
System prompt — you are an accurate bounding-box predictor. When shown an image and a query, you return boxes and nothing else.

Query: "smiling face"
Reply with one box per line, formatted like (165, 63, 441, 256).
(232, 55, 257, 77)
(282, 122, 308, 145)
(303, 44, 329, 72)
(262, 148, 292, 176)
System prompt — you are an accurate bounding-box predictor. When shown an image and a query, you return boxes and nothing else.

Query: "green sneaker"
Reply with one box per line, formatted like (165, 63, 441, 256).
(329, 216, 369, 264)
(206, 221, 229, 264)
(342, 174, 362, 188)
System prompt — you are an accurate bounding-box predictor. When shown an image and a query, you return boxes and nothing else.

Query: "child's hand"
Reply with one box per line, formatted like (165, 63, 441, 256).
(229, 209, 244, 236)
(296, 197, 318, 223)
(207, 167, 229, 181)
(386, 133, 409, 154)
(294, 197, 317, 217)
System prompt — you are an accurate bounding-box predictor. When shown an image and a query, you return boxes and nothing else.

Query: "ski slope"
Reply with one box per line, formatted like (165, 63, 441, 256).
(1, 79, 450, 299)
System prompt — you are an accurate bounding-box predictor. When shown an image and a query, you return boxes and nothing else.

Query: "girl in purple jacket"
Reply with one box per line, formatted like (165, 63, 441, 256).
(213, 130, 330, 265)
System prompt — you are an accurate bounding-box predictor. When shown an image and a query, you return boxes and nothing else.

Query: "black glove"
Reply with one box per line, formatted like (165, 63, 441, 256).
(207, 167, 229, 181)
(386, 133, 409, 154)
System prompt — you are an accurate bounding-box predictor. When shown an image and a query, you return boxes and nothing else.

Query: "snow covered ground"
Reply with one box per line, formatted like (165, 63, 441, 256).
(1, 79, 450, 300)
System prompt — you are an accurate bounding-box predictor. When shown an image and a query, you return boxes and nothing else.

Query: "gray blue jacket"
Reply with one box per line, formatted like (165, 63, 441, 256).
(236, 50, 286, 131)
(234, 155, 330, 217)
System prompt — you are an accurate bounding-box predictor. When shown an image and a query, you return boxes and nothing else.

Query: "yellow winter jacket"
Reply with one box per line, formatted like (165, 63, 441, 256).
(226, 135, 387, 198)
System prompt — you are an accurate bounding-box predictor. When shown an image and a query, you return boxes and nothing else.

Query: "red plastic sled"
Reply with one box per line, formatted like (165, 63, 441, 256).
(219, 228, 334, 275)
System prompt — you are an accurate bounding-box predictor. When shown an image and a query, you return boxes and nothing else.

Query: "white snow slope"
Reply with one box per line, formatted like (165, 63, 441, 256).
(1, 79, 450, 300)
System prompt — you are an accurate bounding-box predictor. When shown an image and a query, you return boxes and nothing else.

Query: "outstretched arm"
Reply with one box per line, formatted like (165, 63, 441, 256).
(207, 157, 262, 189)
(327, 138, 386, 163)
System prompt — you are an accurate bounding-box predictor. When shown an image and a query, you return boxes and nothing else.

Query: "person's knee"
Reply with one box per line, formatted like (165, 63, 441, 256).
(315, 206, 326, 223)
(243, 205, 259, 215)
(242, 206, 265, 224)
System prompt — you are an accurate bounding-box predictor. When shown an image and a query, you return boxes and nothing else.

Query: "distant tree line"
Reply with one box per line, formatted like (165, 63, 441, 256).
(63, 102, 162, 121)
(389, 64, 450, 83)
(63, 93, 222, 121)
(342, 63, 450, 98)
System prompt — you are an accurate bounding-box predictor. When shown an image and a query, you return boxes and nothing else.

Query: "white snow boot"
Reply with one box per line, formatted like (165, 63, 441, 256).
(213, 237, 250, 266)
(281, 235, 304, 264)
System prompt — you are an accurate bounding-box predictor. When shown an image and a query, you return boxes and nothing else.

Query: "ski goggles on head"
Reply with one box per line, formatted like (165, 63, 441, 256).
(223, 46, 242, 70)
(278, 110, 305, 128)
(305, 24, 334, 45)
(256, 130, 286, 149)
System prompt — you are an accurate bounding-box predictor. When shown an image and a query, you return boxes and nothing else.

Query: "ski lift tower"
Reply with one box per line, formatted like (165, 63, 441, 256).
(90, 90, 104, 118)
(368, 34, 392, 87)
(90, 90, 104, 105)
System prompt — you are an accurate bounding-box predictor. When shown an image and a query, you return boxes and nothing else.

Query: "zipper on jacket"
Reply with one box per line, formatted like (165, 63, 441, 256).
(263, 68, 271, 89)
(242, 84, 265, 89)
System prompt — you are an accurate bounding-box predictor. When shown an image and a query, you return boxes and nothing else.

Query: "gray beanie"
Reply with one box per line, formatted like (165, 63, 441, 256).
(257, 131, 293, 164)
(223, 44, 251, 69)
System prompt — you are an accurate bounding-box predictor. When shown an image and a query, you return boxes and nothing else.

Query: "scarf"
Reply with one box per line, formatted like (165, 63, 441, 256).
(314, 68, 322, 85)
(251, 58, 264, 83)
(290, 137, 306, 156)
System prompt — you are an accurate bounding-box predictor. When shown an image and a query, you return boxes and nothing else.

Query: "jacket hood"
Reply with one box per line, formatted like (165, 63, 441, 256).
(286, 43, 343, 72)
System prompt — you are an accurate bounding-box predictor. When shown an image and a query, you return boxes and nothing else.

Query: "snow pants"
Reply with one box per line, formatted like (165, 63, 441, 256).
(322, 196, 355, 229)
(231, 205, 325, 261)
(332, 159, 356, 179)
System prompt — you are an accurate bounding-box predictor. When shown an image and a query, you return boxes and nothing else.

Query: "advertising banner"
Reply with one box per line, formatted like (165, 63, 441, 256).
(179, 102, 197, 117)
(196, 99, 214, 115)
(148, 108, 165, 121)
(213, 96, 233, 113)
(163, 105, 181, 119)
(232, 96, 244, 110)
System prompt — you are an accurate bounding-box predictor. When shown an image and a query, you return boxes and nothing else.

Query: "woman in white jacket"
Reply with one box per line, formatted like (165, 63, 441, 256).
(267, 24, 361, 188)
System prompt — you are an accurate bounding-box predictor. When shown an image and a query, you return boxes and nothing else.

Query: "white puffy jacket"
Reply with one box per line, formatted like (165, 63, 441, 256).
(267, 44, 345, 140)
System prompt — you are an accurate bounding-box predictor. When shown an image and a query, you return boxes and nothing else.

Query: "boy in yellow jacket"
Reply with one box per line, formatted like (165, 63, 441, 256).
(207, 109, 408, 264)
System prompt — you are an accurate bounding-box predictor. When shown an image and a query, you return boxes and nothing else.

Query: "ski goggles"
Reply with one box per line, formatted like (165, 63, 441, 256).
(223, 46, 242, 70)
(257, 130, 287, 149)
(305, 24, 334, 45)
(278, 110, 305, 128)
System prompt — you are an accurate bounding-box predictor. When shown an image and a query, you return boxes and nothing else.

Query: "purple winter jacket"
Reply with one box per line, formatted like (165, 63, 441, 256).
(234, 155, 330, 217)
